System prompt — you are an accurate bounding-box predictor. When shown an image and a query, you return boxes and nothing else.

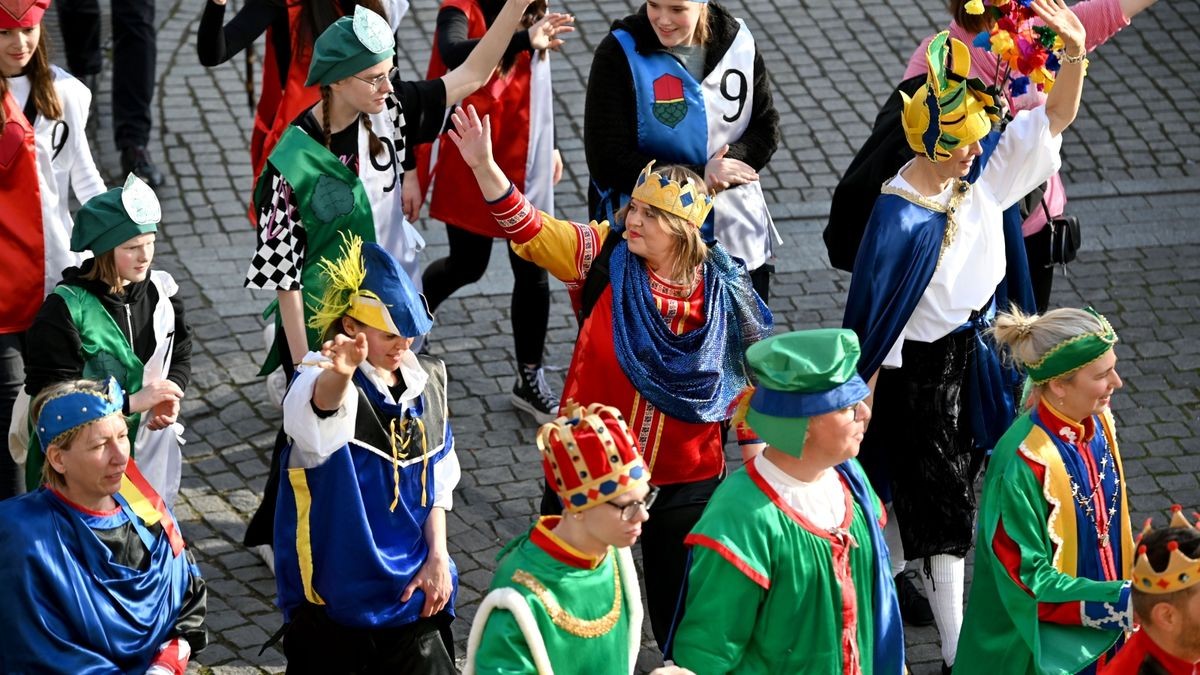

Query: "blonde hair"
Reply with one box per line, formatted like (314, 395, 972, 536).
(81, 250, 125, 295)
(31, 379, 122, 489)
(991, 306, 1110, 378)
(618, 164, 710, 287)
(693, 3, 711, 46)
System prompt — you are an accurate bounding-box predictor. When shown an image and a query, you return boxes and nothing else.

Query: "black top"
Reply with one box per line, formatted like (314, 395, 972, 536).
(197, 0, 293, 83)
(24, 260, 193, 401)
(435, 1, 531, 70)
(584, 3, 779, 220)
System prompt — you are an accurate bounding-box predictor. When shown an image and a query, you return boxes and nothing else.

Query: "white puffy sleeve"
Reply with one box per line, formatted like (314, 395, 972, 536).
(282, 352, 358, 469)
(979, 106, 1063, 210)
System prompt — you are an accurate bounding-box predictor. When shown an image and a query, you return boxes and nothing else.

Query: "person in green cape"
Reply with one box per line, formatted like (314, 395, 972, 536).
(671, 329, 905, 674)
(956, 306, 1134, 674)
(241, 0, 537, 552)
(21, 174, 192, 506)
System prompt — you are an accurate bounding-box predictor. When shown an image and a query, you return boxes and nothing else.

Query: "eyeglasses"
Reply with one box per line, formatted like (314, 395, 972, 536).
(353, 67, 398, 93)
(606, 485, 659, 521)
(842, 400, 869, 422)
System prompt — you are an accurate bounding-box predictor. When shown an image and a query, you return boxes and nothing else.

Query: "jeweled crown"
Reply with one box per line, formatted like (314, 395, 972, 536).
(630, 161, 714, 228)
(1132, 505, 1200, 595)
(537, 401, 648, 513)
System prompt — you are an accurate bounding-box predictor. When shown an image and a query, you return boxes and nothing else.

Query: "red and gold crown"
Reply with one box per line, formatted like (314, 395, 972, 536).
(1132, 505, 1200, 595)
(537, 401, 649, 513)
(630, 161, 714, 228)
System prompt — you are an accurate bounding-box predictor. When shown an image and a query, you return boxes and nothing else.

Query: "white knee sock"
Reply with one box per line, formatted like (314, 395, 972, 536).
(883, 504, 907, 577)
(919, 554, 966, 666)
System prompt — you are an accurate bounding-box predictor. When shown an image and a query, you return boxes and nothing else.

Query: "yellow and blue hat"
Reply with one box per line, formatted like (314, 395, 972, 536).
(740, 329, 870, 458)
(306, 6, 395, 87)
(629, 161, 713, 228)
(309, 235, 434, 338)
(36, 377, 125, 453)
(900, 31, 1001, 162)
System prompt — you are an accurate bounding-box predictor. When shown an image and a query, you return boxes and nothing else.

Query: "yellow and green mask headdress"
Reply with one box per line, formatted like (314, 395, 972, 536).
(901, 31, 1002, 162)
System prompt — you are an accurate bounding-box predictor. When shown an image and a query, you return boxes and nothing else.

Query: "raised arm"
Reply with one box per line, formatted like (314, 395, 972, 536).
(196, 0, 279, 67)
(439, 0, 534, 103)
(1034, 0, 1088, 136)
(446, 105, 511, 201)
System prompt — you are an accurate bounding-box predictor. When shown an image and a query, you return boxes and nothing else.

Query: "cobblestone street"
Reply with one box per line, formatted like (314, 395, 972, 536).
(63, 0, 1200, 671)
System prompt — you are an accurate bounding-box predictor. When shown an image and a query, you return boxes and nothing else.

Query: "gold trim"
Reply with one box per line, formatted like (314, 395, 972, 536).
(880, 179, 971, 269)
(512, 559, 622, 638)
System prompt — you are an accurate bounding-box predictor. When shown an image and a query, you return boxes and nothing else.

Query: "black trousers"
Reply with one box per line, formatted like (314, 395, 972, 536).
(748, 263, 772, 305)
(56, 0, 156, 148)
(244, 327, 296, 548)
(283, 604, 456, 675)
(539, 473, 721, 656)
(0, 333, 25, 499)
(421, 224, 549, 366)
(861, 331, 985, 560)
(1023, 225, 1056, 314)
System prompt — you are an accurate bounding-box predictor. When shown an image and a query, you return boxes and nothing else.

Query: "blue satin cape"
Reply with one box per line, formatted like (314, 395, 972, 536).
(0, 488, 195, 674)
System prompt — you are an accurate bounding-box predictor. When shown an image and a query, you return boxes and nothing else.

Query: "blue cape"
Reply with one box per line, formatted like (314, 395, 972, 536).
(0, 489, 194, 674)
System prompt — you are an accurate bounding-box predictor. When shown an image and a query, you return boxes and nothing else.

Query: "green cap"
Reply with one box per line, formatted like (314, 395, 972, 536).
(306, 6, 395, 87)
(744, 329, 871, 457)
(71, 174, 160, 254)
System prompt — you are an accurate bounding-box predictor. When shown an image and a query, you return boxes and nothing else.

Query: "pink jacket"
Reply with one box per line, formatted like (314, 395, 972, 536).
(902, 0, 1130, 235)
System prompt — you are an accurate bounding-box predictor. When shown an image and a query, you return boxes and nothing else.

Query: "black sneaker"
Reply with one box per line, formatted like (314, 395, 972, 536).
(895, 570, 935, 627)
(121, 145, 165, 188)
(511, 363, 557, 424)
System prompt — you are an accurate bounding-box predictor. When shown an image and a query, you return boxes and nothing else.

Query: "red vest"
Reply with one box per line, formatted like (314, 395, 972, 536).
(416, 0, 533, 236)
(0, 91, 45, 333)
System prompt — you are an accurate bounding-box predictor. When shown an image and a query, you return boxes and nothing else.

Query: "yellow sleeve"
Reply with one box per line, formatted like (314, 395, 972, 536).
(510, 212, 613, 285)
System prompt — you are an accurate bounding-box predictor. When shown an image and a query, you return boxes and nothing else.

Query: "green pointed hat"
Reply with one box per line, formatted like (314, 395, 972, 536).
(71, 174, 161, 254)
(306, 6, 395, 87)
(743, 329, 870, 457)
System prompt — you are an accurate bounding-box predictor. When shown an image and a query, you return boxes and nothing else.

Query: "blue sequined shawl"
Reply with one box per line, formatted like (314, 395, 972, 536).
(608, 241, 773, 423)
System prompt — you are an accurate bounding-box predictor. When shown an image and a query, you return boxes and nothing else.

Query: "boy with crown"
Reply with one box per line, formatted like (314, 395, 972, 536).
(448, 104, 771, 649)
(272, 236, 461, 672)
(670, 329, 905, 674)
(1102, 506, 1200, 675)
(0, 377, 206, 674)
(464, 402, 691, 675)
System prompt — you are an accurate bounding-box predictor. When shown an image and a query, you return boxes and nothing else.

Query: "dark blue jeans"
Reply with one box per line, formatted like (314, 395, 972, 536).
(0, 333, 26, 499)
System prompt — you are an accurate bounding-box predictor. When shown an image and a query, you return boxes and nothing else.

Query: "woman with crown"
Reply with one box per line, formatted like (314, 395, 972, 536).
(956, 306, 1133, 674)
(446, 102, 772, 653)
(272, 236, 462, 672)
(843, 0, 1089, 670)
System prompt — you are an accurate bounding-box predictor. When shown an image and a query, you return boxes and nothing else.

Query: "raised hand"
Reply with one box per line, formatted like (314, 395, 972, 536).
(1031, 0, 1085, 54)
(528, 12, 575, 51)
(447, 105, 494, 170)
(318, 333, 369, 377)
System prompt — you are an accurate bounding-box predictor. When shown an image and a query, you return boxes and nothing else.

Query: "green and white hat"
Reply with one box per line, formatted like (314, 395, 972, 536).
(306, 6, 395, 87)
(743, 329, 871, 457)
(70, 174, 160, 254)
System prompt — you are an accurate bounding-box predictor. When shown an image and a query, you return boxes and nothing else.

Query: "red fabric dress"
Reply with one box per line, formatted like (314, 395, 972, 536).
(0, 91, 46, 333)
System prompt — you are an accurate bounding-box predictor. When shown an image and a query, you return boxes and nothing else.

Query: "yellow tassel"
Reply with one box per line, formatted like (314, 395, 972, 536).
(388, 417, 401, 512)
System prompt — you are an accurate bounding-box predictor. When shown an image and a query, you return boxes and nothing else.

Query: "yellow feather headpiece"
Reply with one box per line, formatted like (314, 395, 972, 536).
(630, 161, 714, 228)
(307, 233, 370, 336)
(1132, 505, 1200, 595)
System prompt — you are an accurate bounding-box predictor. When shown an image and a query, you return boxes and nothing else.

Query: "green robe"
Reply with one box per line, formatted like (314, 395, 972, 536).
(465, 520, 641, 675)
(956, 407, 1133, 675)
(672, 457, 884, 674)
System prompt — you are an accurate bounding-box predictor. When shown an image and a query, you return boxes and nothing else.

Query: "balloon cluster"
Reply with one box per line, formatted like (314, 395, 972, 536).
(968, 0, 1065, 97)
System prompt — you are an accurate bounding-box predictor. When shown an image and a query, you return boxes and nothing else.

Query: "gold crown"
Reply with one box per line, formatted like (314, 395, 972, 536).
(630, 161, 714, 228)
(1132, 505, 1200, 595)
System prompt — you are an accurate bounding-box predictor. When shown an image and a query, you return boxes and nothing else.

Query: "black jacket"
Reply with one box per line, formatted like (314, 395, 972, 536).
(24, 259, 193, 400)
(584, 2, 780, 220)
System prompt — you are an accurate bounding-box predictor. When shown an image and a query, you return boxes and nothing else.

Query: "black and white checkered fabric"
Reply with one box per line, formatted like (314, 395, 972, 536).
(245, 171, 305, 290)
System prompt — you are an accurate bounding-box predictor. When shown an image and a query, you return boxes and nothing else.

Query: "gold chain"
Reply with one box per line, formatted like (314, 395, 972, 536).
(511, 559, 622, 639)
(880, 179, 971, 268)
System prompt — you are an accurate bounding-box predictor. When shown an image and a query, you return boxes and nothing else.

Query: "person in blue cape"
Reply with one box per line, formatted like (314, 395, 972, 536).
(842, 2, 1089, 671)
(273, 235, 460, 673)
(0, 376, 207, 674)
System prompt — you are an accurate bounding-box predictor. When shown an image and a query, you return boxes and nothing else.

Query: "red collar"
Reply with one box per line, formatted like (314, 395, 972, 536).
(529, 516, 608, 570)
(1037, 397, 1096, 445)
(48, 486, 121, 516)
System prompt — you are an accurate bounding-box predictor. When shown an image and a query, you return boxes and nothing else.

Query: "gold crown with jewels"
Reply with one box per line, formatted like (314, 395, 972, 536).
(1132, 505, 1200, 595)
(630, 161, 714, 228)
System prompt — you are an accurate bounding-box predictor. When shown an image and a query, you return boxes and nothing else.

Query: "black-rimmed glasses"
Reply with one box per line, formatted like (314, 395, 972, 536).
(606, 485, 659, 521)
(353, 67, 399, 93)
(842, 400, 869, 422)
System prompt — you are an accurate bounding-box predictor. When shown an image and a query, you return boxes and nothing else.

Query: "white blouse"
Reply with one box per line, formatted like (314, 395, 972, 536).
(755, 454, 847, 530)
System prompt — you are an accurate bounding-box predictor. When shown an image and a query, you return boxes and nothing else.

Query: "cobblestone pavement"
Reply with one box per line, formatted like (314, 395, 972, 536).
(61, 0, 1200, 671)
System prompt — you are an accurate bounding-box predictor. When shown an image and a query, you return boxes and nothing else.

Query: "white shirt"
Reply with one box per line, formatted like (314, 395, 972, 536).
(755, 454, 846, 530)
(282, 349, 460, 509)
(882, 107, 1062, 369)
